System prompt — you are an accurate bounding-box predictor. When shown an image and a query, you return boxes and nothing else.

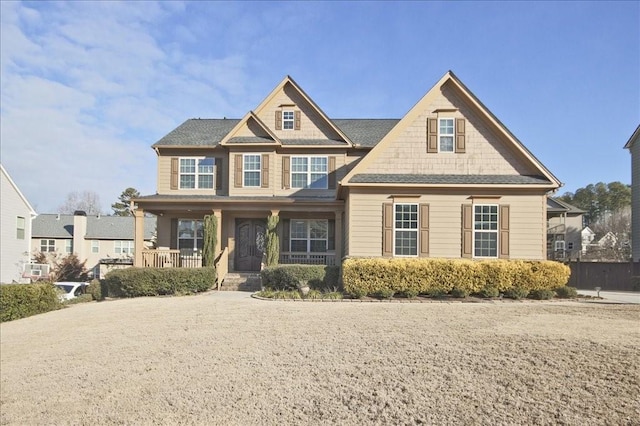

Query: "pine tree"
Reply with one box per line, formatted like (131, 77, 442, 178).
(111, 188, 140, 216)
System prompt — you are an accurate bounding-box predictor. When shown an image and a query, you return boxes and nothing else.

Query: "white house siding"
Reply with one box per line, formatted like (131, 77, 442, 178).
(1, 166, 35, 283)
(346, 188, 546, 260)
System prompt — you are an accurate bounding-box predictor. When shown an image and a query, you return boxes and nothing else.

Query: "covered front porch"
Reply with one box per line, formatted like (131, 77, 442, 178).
(132, 195, 343, 284)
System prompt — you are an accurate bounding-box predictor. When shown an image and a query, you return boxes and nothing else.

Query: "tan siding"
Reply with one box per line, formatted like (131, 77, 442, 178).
(157, 152, 225, 196)
(363, 84, 537, 177)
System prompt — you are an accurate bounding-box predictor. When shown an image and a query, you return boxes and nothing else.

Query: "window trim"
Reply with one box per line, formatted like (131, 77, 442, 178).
(393, 203, 419, 257)
(91, 240, 100, 254)
(289, 219, 329, 253)
(40, 239, 55, 252)
(242, 154, 262, 188)
(290, 155, 328, 189)
(438, 118, 455, 153)
(472, 204, 499, 258)
(178, 157, 215, 189)
(16, 216, 25, 240)
(282, 110, 295, 130)
(177, 219, 204, 252)
(114, 240, 134, 256)
(65, 240, 73, 254)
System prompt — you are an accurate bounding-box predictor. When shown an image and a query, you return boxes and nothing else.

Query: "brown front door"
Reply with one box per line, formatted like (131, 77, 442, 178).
(235, 219, 266, 271)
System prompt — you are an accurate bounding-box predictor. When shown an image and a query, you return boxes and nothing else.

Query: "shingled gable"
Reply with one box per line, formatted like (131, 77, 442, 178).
(252, 75, 354, 147)
(341, 71, 562, 189)
(219, 111, 281, 146)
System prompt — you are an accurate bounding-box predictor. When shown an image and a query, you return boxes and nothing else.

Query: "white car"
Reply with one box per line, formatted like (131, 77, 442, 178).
(54, 282, 89, 301)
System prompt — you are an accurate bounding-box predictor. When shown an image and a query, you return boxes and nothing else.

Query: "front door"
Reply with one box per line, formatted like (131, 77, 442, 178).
(235, 219, 266, 271)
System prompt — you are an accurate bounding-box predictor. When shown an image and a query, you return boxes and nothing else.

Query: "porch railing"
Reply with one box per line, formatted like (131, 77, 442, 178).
(142, 249, 202, 268)
(279, 252, 336, 266)
(547, 223, 566, 234)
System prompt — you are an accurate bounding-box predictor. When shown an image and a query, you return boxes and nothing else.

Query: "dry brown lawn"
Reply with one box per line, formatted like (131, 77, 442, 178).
(1, 293, 639, 425)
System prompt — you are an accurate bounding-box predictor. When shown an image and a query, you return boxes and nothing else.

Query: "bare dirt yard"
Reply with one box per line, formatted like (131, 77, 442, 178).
(1, 293, 639, 425)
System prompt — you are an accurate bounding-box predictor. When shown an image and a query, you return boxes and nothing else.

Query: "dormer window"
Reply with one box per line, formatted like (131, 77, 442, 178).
(439, 118, 454, 152)
(283, 111, 295, 130)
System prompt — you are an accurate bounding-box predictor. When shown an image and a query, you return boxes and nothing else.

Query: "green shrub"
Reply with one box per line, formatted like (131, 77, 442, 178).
(104, 267, 215, 298)
(376, 288, 395, 299)
(350, 287, 368, 299)
(479, 286, 500, 298)
(632, 276, 640, 292)
(0, 283, 62, 322)
(87, 279, 102, 301)
(427, 288, 447, 298)
(322, 291, 343, 300)
(528, 289, 556, 300)
(305, 289, 323, 300)
(403, 288, 419, 299)
(504, 286, 529, 300)
(261, 265, 340, 291)
(554, 286, 578, 299)
(64, 294, 93, 305)
(451, 287, 470, 298)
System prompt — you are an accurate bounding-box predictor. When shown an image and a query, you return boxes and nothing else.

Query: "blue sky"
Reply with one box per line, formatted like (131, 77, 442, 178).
(1, 1, 638, 213)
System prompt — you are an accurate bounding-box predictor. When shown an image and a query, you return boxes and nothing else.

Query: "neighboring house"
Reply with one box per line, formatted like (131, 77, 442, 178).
(546, 197, 585, 260)
(132, 71, 561, 280)
(32, 211, 156, 278)
(624, 124, 640, 261)
(1, 164, 37, 283)
(581, 226, 596, 251)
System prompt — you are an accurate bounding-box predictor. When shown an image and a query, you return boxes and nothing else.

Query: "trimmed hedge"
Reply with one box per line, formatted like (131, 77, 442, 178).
(0, 283, 62, 322)
(261, 265, 341, 291)
(342, 258, 570, 298)
(104, 267, 216, 298)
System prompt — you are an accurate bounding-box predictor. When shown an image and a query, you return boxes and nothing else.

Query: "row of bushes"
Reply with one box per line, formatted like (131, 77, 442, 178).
(102, 267, 216, 298)
(0, 283, 62, 322)
(342, 258, 571, 298)
(261, 265, 341, 291)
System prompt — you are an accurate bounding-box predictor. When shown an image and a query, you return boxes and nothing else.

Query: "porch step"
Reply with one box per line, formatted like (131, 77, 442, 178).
(220, 273, 262, 292)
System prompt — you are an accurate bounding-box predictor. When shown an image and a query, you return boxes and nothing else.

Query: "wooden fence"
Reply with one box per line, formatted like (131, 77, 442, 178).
(566, 261, 639, 291)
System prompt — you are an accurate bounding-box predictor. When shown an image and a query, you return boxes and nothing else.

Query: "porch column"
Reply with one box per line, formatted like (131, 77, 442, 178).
(133, 208, 145, 267)
(334, 210, 343, 265)
(213, 209, 222, 258)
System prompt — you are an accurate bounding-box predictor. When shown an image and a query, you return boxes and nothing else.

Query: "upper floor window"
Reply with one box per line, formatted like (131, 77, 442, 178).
(394, 204, 418, 256)
(16, 216, 25, 239)
(291, 156, 328, 189)
(41, 239, 55, 252)
(282, 111, 295, 130)
(474, 204, 498, 258)
(180, 157, 214, 189)
(91, 240, 100, 253)
(65, 240, 73, 254)
(115, 240, 134, 255)
(243, 155, 261, 187)
(439, 118, 454, 152)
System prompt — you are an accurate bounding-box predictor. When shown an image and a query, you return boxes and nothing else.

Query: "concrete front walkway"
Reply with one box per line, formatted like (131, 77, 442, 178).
(577, 290, 640, 304)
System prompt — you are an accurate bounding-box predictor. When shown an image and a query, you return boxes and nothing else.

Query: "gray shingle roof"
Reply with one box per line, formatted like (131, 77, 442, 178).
(227, 136, 276, 144)
(152, 118, 399, 148)
(32, 214, 156, 240)
(135, 194, 337, 202)
(349, 174, 552, 185)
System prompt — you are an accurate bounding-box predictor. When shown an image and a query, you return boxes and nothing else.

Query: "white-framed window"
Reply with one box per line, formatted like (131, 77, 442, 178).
(179, 157, 215, 189)
(178, 219, 203, 252)
(282, 110, 295, 130)
(243, 154, 261, 187)
(65, 240, 73, 254)
(474, 204, 498, 258)
(290, 220, 328, 253)
(16, 216, 25, 239)
(115, 240, 134, 255)
(394, 204, 418, 256)
(439, 118, 455, 153)
(291, 156, 328, 189)
(41, 239, 55, 252)
(91, 240, 100, 253)
(555, 240, 566, 251)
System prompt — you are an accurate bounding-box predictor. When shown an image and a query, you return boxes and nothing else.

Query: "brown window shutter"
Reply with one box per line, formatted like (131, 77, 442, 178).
(328, 156, 336, 189)
(215, 158, 223, 190)
(282, 156, 290, 189)
(462, 204, 473, 258)
(294, 111, 301, 130)
(499, 205, 510, 259)
(455, 118, 466, 153)
(427, 118, 438, 153)
(328, 219, 335, 251)
(383, 203, 393, 257)
(261, 154, 269, 188)
(275, 110, 282, 130)
(281, 219, 290, 252)
(170, 158, 179, 190)
(419, 203, 430, 257)
(170, 218, 178, 249)
(234, 154, 243, 188)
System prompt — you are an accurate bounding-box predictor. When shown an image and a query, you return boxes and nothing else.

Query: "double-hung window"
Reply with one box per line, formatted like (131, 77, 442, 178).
(474, 205, 498, 257)
(290, 220, 328, 253)
(394, 204, 418, 256)
(243, 155, 261, 187)
(41, 239, 55, 252)
(179, 157, 215, 189)
(439, 118, 454, 152)
(65, 240, 73, 254)
(115, 241, 134, 255)
(178, 219, 204, 252)
(91, 240, 100, 253)
(16, 216, 25, 239)
(291, 156, 328, 189)
(282, 111, 295, 130)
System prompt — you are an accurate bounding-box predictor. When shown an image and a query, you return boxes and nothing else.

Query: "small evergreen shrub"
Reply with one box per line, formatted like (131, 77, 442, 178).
(87, 279, 102, 301)
(322, 291, 343, 300)
(350, 287, 368, 299)
(261, 265, 340, 291)
(528, 289, 556, 300)
(427, 288, 447, 298)
(0, 283, 62, 322)
(403, 288, 419, 299)
(305, 289, 322, 300)
(504, 286, 529, 300)
(554, 286, 578, 299)
(479, 286, 500, 298)
(376, 288, 395, 299)
(451, 287, 470, 298)
(64, 294, 93, 305)
(104, 267, 215, 298)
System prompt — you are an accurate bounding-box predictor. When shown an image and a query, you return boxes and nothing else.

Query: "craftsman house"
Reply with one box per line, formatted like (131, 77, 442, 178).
(132, 71, 561, 282)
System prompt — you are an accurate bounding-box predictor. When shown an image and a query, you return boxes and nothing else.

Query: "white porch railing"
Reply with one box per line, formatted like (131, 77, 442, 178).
(142, 249, 202, 268)
(279, 252, 336, 266)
